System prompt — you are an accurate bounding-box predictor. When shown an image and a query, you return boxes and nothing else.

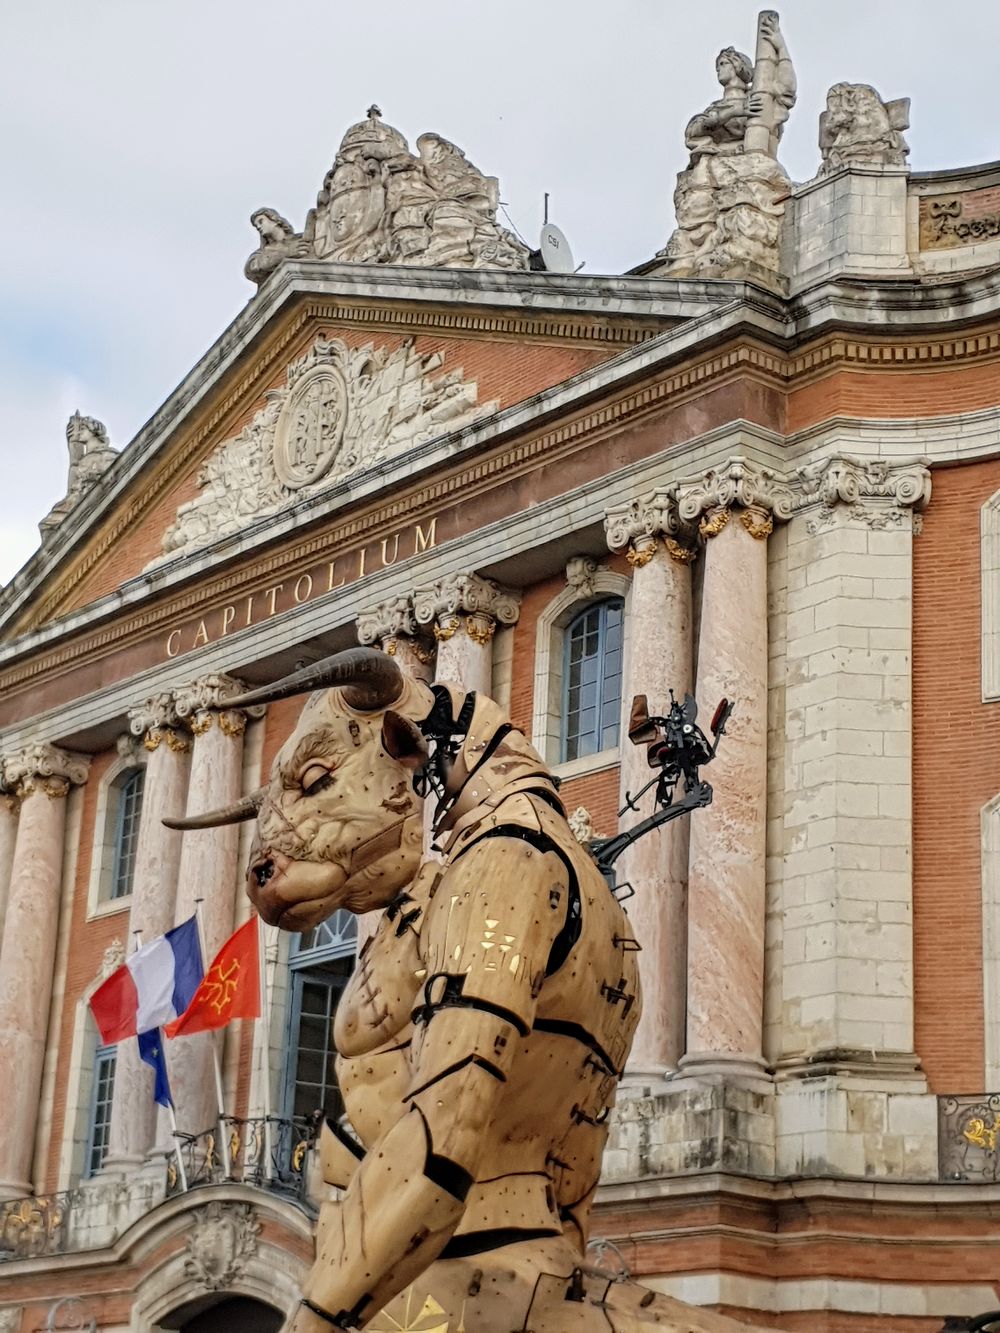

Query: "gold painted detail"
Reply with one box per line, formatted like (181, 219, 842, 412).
(292, 1138, 309, 1171)
(664, 537, 696, 564)
(166, 1159, 178, 1190)
(229, 1128, 241, 1164)
(367, 1290, 452, 1332)
(464, 614, 495, 646)
(412, 643, 436, 666)
(384, 638, 399, 656)
(190, 712, 215, 735)
(433, 616, 460, 642)
(625, 541, 656, 568)
(164, 729, 192, 754)
(699, 506, 731, 539)
(964, 1114, 1000, 1153)
(218, 710, 248, 739)
(740, 507, 774, 540)
(0, 1193, 69, 1258)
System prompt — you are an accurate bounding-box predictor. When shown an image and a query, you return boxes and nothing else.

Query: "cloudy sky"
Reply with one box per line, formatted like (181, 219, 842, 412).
(1, 1, 995, 586)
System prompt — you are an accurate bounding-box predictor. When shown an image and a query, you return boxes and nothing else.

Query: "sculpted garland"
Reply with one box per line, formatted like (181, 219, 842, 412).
(169, 648, 759, 1331)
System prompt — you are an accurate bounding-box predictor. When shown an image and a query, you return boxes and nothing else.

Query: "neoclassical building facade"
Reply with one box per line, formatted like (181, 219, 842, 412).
(2, 46, 1000, 1331)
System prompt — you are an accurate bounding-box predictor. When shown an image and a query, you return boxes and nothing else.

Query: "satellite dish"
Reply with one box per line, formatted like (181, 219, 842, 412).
(538, 222, 575, 274)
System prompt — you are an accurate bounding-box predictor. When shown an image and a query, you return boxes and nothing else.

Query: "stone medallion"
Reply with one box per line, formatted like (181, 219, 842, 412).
(272, 362, 348, 490)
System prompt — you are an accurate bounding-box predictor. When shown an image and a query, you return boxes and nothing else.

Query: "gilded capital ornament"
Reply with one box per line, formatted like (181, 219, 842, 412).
(129, 692, 183, 742)
(676, 458, 794, 533)
(5, 742, 90, 799)
(173, 673, 265, 739)
(414, 573, 520, 637)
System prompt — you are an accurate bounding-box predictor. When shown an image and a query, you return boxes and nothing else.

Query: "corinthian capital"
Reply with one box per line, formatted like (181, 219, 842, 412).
(676, 458, 795, 528)
(795, 455, 931, 517)
(173, 673, 264, 737)
(357, 596, 419, 647)
(413, 573, 521, 641)
(5, 742, 90, 798)
(604, 490, 696, 564)
(128, 692, 190, 752)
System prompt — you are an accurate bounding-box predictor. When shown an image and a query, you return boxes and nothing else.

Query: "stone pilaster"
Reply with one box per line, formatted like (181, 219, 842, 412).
(0, 762, 20, 963)
(0, 743, 89, 1198)
(676, 460, 793, 1084)
(413, 573, 521, 695)
(605, 493, 697, 1078)
(163, 675, 264, 1139)
(357, 596, 434, 684)
(775, 456, 930, 1083)
(104, 695, 191, 1171)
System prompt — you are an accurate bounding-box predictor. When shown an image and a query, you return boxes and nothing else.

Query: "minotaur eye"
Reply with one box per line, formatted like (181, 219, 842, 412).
(301, 765, 335, 796)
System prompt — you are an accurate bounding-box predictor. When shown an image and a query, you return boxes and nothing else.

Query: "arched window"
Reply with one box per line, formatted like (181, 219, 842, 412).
(109, 768, 145, 900)
(561, 597, 624, 762)
(282, 912, 357, 1124)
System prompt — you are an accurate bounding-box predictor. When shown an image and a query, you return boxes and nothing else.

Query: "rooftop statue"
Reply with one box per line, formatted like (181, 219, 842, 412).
(819, 83, 910, 174)
(39, 412, 118, 539)
(167, 649, 760, 1332)
(656, 11, 795, 283)
(243, 106, 529, 284)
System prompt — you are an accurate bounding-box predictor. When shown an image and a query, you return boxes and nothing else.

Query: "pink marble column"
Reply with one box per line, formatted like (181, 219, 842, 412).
(104, 696, 191, 1171)
(605, 498, 696, 1077)
(0, 744, 89, 1198)
(414, 573, 521, 695)
(679, 491, 775, 1082)
(163, 675, 262, 1138)
(0, 777, 20, 963)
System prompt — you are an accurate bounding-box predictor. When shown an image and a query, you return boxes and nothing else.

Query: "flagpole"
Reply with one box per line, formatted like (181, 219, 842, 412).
(194, 898, 233, 1180)
(131, 930, 187, 1193)
(257, 916, 275, 1182)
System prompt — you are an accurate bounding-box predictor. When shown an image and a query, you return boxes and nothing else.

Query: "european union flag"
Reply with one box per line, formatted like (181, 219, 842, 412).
(137, 1028, 173, 1108)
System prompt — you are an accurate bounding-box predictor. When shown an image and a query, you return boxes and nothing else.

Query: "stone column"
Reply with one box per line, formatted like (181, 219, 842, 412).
(357, 596, 434, 686)
(775, 458, 930, 1082)
(163, 675, 263, 1137)
(605, 494, 696, 1077)
(0, 744, 89, 1198)
(676, 461, 792, 1084)
(0, 763, 20, 963)
(413, 573, 521, 694)
(104, 695, 191, 1171)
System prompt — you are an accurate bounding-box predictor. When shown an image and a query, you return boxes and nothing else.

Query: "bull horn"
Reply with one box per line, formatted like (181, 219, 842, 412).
(162, 788, 265, 831)
(222, 646, 404, 712)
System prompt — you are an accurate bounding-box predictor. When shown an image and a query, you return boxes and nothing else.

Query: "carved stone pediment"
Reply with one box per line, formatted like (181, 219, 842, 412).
(184, 1201, 260, 1291)
(153, 337, 496, 564)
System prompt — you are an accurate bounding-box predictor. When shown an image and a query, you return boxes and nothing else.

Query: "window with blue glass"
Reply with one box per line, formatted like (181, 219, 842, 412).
(110, 768, 145, 900)
(283, 912, 357, 1124)
(561, 598, 624, 762)
(85, 1044, 116, 1177)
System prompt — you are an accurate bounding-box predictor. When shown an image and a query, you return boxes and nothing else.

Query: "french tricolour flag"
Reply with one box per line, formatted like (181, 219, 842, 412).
(90, 917, 204, 1044)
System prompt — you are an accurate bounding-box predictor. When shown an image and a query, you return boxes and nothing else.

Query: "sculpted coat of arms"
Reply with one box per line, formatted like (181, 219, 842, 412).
(154, 337, 495, 565)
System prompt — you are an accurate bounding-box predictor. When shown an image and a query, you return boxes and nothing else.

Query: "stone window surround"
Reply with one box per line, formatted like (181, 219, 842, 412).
(60, 981, 111, 1189)
(983, 791, 1000, 1088)
(85, 749, 149, 922)
(982, 487, 1000, 702)
(531, 571, 631, 781)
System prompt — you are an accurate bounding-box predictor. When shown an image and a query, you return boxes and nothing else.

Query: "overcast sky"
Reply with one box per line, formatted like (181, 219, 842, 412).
(1, 0, 996, 587)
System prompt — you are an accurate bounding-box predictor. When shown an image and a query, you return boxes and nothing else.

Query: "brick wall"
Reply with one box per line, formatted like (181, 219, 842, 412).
(913, 459, 1000, 1092)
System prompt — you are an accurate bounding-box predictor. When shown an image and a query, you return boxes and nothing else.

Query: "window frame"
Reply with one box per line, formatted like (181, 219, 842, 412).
(108, 766, 145, 901)
(85, 749, 149, 920)
(84, 1043, 116, 1178)
(281, 911, 357, 1125)
(560, 597, 624, 764)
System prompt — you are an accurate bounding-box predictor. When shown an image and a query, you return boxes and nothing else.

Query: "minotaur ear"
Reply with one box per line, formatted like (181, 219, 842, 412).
(381, 711, 430, 770)
(627, 694, 657, 746)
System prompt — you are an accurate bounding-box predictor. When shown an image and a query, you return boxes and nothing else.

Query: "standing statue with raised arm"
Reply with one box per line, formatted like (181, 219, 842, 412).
(167, 649, 763, 1332)
(656, 10, 796, 284)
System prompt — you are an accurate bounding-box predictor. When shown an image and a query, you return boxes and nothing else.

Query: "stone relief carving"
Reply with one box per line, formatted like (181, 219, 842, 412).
(155, 337, 496, 564)
(798, 454, 930, 532)
(656, 10, 796, 282)
(4, 743, 90, 796)
(413, 572, 521, 634)
(564, 556, 602, 597)
(243, 106, 529, 284)
(100, 939, 126, 980)
(819, 84, 910, 175)
(568, 806, 595, 844)
(184, 1201, 260, 1291)
(357, 595, 420, 647)
(39, 413, 118, 539)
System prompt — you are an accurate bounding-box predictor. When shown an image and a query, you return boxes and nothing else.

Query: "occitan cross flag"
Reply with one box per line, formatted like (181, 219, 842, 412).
(164, 916, 260, 1038)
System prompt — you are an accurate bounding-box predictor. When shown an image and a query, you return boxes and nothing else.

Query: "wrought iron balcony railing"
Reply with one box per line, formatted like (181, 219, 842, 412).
(165, 1114, 319, 1201)
(0, 1190, 77, 1261)
(938, 1093, 1000, 1182)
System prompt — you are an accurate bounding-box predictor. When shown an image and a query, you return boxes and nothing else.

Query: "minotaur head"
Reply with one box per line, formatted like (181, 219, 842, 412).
(164, 648, 434, 931)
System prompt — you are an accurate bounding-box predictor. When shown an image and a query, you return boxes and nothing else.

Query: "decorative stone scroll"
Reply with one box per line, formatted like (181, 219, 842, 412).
(604, 492, 697, 564)
(173, 673, 265, 736)
(655, 10, 796, 282)
(4, 743, 90, 799)
(128, 694, 189, 753)
(797, 454, 930, 532)
(243, 105, 529, 284)
(101, 938, 126, 979)
(413, 572, 520, 643)
(676, 458, 795, 540)
(564, 556, 603, 597)
(819, 83, 910, 175)
(155, 336, 495, 564)
(184, 1201, 260, 1291)
(39, 413, 118, 539)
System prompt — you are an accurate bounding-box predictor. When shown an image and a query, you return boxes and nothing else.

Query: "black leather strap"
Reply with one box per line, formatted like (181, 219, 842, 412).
(299, 1298, 353, 1329)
